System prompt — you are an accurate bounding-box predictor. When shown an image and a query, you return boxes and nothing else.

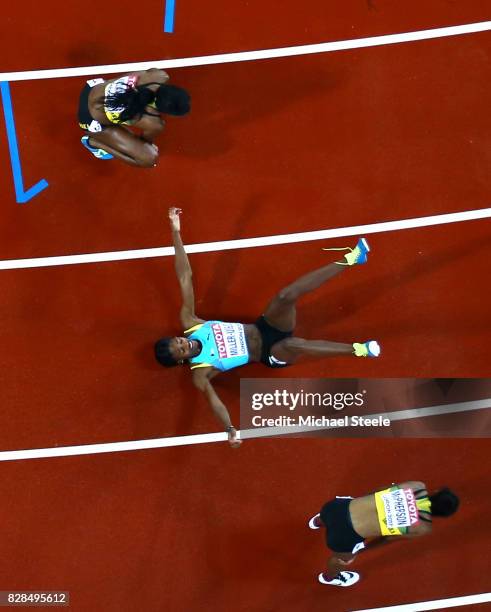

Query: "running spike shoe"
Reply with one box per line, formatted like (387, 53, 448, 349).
(81, 136, 113, 160)
(318, 571, 360, 587)
(353, 341, 381, 358)
(323, 238, 370, 265)
(308, 513, 322, 530)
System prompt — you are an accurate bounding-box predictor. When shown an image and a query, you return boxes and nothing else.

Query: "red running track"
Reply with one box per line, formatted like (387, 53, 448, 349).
(0, 1, 490, 610)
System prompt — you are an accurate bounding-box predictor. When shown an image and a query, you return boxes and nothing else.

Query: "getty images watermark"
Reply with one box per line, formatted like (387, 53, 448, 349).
(239, 378, 491, 438)
(249, 388, 389, 428)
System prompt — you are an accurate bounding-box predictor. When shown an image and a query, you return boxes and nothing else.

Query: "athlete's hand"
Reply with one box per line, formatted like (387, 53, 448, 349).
(168, 207, 182, 231)
(228, 427, 242, 449)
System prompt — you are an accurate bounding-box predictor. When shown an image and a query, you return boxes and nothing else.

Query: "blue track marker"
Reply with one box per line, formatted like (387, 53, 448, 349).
(0, 81, 48, 204)
(164, 0, 176, 33)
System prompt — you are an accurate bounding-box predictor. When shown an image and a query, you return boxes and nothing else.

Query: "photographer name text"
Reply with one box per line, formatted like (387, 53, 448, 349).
(251, 415, 390, 427)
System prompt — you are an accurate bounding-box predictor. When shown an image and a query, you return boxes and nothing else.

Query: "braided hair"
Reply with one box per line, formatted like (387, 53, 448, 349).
(104, 82, 158, 124)
(104, 82, 191, 124)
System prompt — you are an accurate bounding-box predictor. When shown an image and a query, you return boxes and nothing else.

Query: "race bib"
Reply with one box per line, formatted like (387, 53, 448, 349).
(381, 488, 419, 529)
(212, 322, 247, 361)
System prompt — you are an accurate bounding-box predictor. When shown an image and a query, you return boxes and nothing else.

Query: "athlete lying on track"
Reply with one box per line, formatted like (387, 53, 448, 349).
(155, 207, 381, 448)
(309, 482, 459, 586)
(78, 68, 190, 167)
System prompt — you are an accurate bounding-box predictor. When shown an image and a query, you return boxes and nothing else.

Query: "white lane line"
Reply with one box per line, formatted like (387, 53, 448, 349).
(240, 398, 491, 439)
(0, 431, 229, 462)
(1, 21, 489, 82)
(1, 207, 490, 270)
(352, 591, 491, 611)
(0, 399, 488, 462)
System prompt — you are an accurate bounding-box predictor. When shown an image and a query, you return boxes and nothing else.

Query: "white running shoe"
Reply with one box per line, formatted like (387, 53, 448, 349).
(308, 513, 322, 529)
(318, 571, 360, 587)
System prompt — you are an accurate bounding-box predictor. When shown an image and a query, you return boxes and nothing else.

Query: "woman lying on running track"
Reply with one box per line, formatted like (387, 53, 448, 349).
(155, 208, 381, 448)
(308, 482, 459, 587)
(78, 68, 190, 167)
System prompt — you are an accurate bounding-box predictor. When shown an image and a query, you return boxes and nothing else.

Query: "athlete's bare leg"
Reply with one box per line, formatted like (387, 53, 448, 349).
(262, 239, 378, 362)
(263, 262, 346, 332)
(272, 337, 354, 363)
(86, 126, 158, 167)
(325, 556, 349, 580)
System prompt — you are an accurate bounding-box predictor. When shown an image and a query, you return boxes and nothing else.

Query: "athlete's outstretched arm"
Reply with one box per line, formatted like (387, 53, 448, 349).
(168, 207, 203, 328)
(192, 368, 242, 448)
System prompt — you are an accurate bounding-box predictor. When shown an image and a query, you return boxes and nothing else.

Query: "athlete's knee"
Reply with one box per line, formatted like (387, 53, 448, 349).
(136, 156, 157, 168)
(134, 144, 158, 168)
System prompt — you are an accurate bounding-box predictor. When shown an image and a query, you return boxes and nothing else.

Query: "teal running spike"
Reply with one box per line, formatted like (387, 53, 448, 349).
(81, 136, 113, 160)
(323, 238, 370, 266)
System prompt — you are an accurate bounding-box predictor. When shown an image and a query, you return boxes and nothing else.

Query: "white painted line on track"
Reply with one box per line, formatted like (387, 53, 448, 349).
(1, 207, 490, 270)
(1, 399, 488, 462)
(0, 431, 229, 462)
(1, 21, 489, 82)
(352, 591, 491, 611)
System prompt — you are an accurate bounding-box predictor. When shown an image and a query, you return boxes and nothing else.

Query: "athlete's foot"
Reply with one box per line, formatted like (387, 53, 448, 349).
(353, 340, 381, 358)
(323, 238, 370, 266)
(318, 571, 360, 587)
(308, 513, 323, 529)
(81, 136, 114, 160)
